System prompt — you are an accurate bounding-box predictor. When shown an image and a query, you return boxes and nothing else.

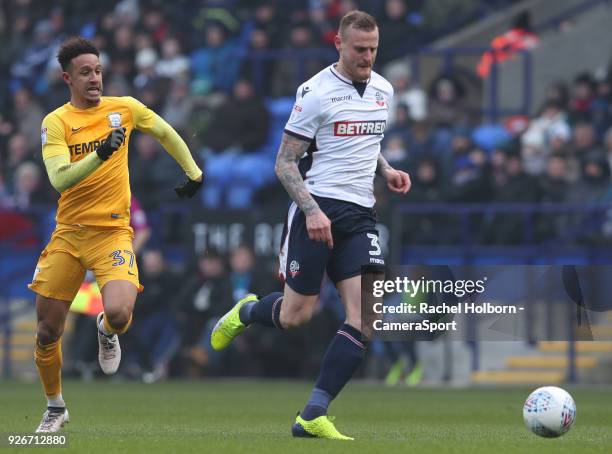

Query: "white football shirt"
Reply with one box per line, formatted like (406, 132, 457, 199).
(284, 64, 393, 208)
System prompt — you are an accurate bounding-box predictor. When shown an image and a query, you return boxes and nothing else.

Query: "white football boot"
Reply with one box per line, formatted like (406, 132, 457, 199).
(96, 312, 121, 374)
(35, 408, 69, 433)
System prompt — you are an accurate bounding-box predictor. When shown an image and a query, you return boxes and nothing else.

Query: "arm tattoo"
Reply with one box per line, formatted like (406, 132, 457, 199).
(376, 153, 393, 176)
(275, 133, 320, 215)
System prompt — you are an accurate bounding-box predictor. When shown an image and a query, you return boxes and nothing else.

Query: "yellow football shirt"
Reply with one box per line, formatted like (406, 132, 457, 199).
(42, 96, 161, 227)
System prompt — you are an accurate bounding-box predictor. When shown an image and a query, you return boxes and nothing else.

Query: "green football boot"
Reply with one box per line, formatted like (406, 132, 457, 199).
(292, 413, 354, 441)
(210, 294, 258, 351)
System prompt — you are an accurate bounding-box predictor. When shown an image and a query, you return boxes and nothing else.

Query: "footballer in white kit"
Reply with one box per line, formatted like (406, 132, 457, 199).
(211, 11, 410, 440)
(279, 64, 394, 293)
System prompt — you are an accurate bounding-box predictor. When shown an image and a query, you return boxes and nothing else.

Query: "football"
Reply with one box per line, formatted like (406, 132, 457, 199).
(523, 386, 576, 437)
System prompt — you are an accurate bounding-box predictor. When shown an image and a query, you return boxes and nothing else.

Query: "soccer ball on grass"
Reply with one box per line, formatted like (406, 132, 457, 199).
(523, 386, 576, 438)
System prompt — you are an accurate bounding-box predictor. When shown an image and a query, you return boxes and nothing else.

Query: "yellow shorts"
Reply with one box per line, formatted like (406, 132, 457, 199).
(29, 224, 143, 302)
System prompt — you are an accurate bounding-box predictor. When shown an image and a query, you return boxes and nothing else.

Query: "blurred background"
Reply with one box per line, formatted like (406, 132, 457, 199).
(1, 0, 612, 388)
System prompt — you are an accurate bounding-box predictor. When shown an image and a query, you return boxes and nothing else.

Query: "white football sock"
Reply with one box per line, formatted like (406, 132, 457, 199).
(98, 316, 112, 336)
(47, 393, 65, 408)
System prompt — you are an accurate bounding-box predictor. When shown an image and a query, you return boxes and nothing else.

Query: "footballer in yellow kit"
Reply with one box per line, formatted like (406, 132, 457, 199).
(29, 37, 203, 433)
(30, 96, 161, 299)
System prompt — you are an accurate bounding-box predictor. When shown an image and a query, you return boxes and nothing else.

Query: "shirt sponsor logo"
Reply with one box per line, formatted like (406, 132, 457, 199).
(330, 95, 352, 103)
(333, 120, 386, 136)
(69, 140, 102, 156)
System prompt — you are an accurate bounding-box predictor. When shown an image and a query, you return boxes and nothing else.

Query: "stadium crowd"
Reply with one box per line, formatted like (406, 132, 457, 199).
(2, 0, 612, 380)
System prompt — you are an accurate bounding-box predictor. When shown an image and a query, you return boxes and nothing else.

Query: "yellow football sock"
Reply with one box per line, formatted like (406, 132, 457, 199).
(35, 338, 62, 398)
(103, 313, 133, 335)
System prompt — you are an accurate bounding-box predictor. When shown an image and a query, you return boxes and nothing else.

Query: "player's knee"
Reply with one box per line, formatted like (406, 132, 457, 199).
(36, 321, 63, 345)
(104, 307, 132, 331)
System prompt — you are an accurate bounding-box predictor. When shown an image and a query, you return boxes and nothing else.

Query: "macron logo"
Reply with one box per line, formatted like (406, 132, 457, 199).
(334, 121, 386, 136)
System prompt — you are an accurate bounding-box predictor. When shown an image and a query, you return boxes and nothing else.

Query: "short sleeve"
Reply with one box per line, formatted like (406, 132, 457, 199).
(284, 83, 321, 140)
(123, 96, 156, 132)
(41, 114, 68, 160)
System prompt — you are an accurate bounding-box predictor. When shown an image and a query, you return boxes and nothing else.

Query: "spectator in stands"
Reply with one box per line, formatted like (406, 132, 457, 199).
(203, 78, 270, 155)
(161, 79, 194, 132)
(129, 133, 184, 211)
(155, 37, 190, 81)
(381, 135, 409, 173)
(141, 7, 169, 47)
(446, 147, 493, 204)
(400, 156, 449, 243)
(590, 72, 612, 138)
(271, 22, 326, 97)
(13, 88, 45, 151)
(2, 161, 50, 210)
(241, 26, 275, 93)
(229, 244, 279, 302)
(486, 151, 540, 243)
(521, 100, 571, 176)
(385, 103, 411, 140)
(41, 65, 67, 112)
(543, 81, 570, 111)
(2, 133, 35, 193)
(568, 153, 611, 203)
(404, 120, 438, 166)
(540, 153, 570, 203)
(569, 73, 596, 123)
(570, 122, 602, 170)
(565, 153, 612, 242)
(378, 0, 418, 63)
(385, 61, 427, 124)
(428, 74, 470, 129)
(10, 18, 60, 94)
(191, 23, 240, 94)
(407, 157, 443, 203)
(108, 25, 136, 81)
(133, 47, 159, 91)
(251, 2, 284, 49)
(308, 1, 338, 46)
(129, 249, 181, 383)
(175, 249, 233, 376)
(438, 126, 472, 182)
(537, 153, 571, 240)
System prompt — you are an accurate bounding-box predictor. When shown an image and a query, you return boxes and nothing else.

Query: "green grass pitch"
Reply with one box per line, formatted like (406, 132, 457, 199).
(1, 380, 611, 453)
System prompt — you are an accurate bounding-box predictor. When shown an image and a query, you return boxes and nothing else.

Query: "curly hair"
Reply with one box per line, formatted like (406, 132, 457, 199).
(57, 37, 99, 71)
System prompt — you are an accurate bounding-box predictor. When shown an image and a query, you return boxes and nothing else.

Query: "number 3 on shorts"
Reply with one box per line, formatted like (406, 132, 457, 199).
(367, 233, 381, 256)
(109, 249, 135, 267)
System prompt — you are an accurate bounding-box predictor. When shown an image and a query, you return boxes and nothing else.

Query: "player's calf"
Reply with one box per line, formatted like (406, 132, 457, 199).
(278, 308, 313, 329)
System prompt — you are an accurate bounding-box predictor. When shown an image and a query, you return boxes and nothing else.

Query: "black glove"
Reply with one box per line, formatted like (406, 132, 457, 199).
(175, 177, 203, 199)
(96, 128, 126, 161)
